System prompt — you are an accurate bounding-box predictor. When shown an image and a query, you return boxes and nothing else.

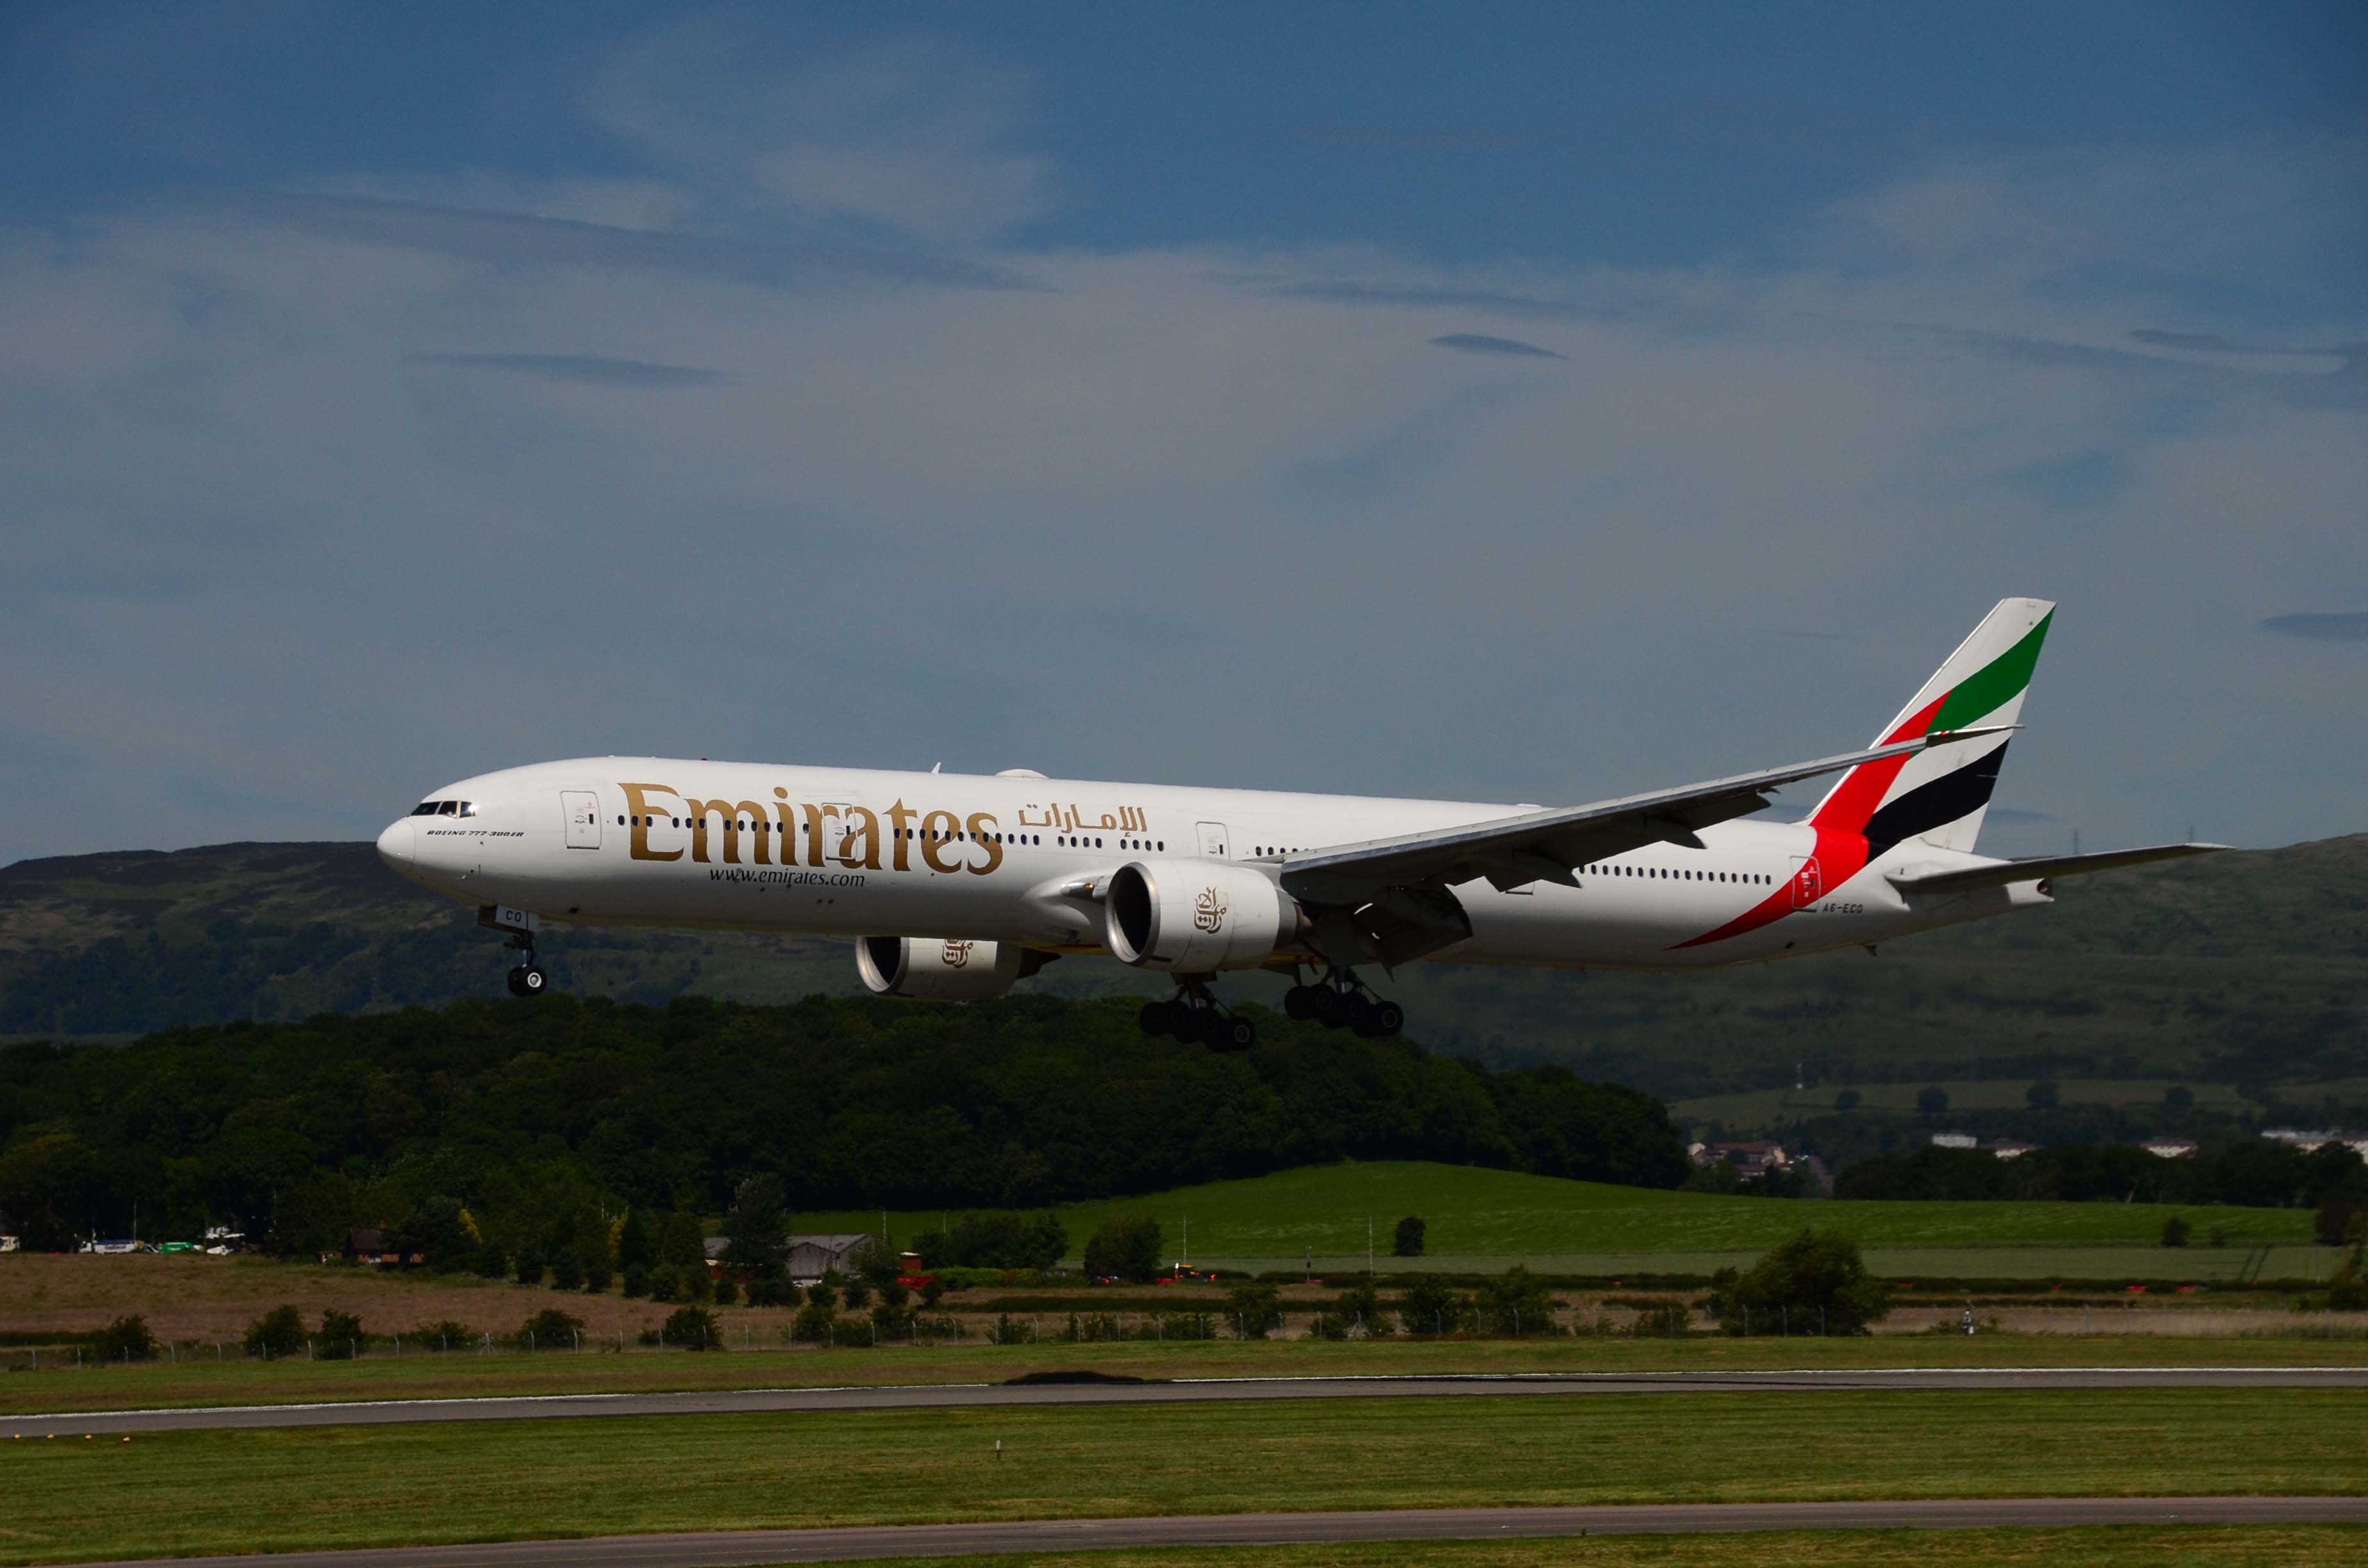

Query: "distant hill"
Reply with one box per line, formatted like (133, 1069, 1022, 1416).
(3, 835, 2363, 1110)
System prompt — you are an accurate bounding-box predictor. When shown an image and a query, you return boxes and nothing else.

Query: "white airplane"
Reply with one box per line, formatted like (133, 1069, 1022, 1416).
(378, 598, 2221, 1049)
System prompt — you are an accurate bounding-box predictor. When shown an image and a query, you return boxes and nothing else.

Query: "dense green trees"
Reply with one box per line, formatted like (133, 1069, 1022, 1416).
(909, 1211, 1068, 1271)
(1081, 1216, 1163, 1282)
(0, 993, 1686, 1247)
(1836, 1139, 2367, 1207)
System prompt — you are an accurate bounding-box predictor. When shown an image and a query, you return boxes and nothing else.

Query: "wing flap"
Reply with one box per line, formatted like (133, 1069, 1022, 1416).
(1887, 842, 2228, 896)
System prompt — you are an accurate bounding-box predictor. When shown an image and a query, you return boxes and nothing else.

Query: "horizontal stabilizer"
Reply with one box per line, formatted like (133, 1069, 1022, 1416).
(1889, 842, 2228, 896)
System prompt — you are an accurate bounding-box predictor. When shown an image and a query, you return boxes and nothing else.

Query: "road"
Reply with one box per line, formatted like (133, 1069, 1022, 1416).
(7, 1365, 2363, 1437)
(60, 1497, 2368, 1567)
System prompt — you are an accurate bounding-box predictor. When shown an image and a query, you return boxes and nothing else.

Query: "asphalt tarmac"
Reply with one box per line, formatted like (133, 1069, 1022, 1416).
(61, 1496, 2368, 1568)
(7, 1364, 2364, 1437)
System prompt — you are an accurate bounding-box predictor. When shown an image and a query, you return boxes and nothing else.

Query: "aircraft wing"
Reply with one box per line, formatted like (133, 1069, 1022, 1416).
(1886, 841, 2228, 896)
(1278, 725, 2016, 906)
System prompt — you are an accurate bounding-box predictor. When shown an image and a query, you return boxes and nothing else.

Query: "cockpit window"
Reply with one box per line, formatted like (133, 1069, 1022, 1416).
(437, 801, 459, 815)
(411, 800, 477, 817)
(457, 801, 477, 817)
(411, 802, 440, 817)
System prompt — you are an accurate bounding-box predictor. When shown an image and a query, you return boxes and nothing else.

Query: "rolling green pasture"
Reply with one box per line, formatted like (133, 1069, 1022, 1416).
(809, 1159, 2318, 1264)
(858, 1532, 2367, 1568)
(4, 1389, 2358, 1565)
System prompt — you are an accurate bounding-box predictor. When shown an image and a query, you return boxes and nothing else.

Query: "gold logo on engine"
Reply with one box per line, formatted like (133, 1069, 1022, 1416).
(1192, 887, 1228, 934)
(942, 940, 974, 968)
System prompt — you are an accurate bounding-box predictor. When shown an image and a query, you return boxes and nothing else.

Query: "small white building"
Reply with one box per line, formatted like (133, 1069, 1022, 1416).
(1929, 1132, 1978, 1150)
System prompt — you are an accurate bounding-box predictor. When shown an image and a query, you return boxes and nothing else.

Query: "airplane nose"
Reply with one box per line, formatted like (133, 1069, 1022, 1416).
(376, 818, 415, 871)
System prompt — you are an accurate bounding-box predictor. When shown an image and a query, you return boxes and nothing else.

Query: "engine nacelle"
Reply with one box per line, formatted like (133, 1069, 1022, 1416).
(1104, 859, 1301, 972)
(857, 936, 1023, 1000)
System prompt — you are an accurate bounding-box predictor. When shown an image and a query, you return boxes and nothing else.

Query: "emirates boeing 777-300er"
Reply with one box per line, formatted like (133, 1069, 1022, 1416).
(378, 598, 2220, 1050)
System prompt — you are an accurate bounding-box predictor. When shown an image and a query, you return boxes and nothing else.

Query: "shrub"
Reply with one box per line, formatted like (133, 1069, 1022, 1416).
(1226, 1282, 1283, 1339)
(662, 1305, 723, 1350)
(244, 1303, 306, 1359)
(1629, 1301, 1691, 1337)
(1309, 1310, 1350, 1340)
(1392, 1216, 1426, 1258)
(614, 1209, 656, 1278)
(472, 1245, 509, 1280)
(1708, 1230, 1889, 1335)
(620, 1266, 651, 1299)
(2160, 1216, 2192, 1248)
(806, 1280, 839, 1314)
(1333, 1278, 1386, 1335)
(839, 1275, 871, 1311)
(2315, 1202, 2365, 1247)
(1081, 1215, 1163, 1282)
(548, 1245, 585, 1293)
(918, 1279, 944, 1309)
(1476, 1266, 1556, 1335)
(712, 1273, 739, 1307)
(513, 1247, 546, 1287)
(791, 1299, 837, 1344)
(413, 1319, 472, 1350)
(88, 1314, 159, 1362)
(317, 1308, 365, 1359)
(518, 1307, 584, 1350)
(1397, 1275, 1465, 1335)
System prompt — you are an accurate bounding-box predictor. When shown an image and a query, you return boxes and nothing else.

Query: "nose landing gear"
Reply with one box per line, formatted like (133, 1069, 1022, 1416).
(1285, 970, 1402, 1038)
(1137, 980, 1256, 1052)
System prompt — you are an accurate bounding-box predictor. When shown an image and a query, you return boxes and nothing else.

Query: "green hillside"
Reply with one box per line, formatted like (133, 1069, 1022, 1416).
(805, 1158, 2321, 1264)
(4, 835, 2364, 1123)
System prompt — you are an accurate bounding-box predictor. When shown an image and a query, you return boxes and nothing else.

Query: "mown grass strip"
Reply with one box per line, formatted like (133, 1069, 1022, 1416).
(6, 1330, 2362, 1417)
(3, 1389, 2359, 1565)
(826, 1526, 2368, 1568)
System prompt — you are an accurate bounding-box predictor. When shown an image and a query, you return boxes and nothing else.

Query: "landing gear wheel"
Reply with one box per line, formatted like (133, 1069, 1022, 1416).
(507, 964, 548, 999)
(1310, 987, 1347, 1030)
(1140, 999, 1190, 1038)
(1369, 999, 1405, 1038)
(1138, 1001, 1169, 1037)
(1283, 984, 1319, 1022)
(1347, 995, 1382, 1037)
(1199, 1011, 1256, 1052)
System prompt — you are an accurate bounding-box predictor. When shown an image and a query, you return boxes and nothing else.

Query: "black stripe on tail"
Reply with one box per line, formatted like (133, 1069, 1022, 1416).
(1861, 742, 2007, 857)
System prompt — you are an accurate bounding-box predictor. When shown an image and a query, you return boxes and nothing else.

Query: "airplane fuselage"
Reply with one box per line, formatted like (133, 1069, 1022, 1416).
(377, 757, 2044, 974)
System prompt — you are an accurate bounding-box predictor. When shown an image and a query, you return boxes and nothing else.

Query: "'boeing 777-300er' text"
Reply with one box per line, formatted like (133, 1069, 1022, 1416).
(379, 598, 2221, 1050)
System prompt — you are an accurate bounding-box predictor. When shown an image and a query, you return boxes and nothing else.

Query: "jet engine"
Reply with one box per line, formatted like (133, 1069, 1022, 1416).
(857, 935, 1024, 1000)
(1104, 860, 1304, 972)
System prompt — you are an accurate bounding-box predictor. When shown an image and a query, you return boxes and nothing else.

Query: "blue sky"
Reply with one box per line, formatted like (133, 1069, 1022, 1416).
(1, 3, 2363, 865)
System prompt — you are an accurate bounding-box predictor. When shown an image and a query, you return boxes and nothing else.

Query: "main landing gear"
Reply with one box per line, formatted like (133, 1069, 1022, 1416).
(1139, 981, 1256, 1052)
(503, 931, 549, 999)
(1285, 970, 1403, 1038)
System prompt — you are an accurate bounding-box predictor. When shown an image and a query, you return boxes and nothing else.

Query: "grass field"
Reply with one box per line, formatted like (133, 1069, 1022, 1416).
(805, 1159, 2322, 1261)
(4, 1388, 2358, 1565)
(841, 1533, 2367, 1568)
(10, 1330, 2364, 1419)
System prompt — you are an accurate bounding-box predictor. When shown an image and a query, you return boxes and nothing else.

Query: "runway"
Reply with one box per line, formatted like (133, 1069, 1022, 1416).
(60, 1496, 2368, 1567)
(8, 1364, 2363, 1437)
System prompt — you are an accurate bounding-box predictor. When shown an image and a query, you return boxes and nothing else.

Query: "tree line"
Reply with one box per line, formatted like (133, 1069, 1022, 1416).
(0, 992, 1688, 1251)
(1833, 1139, 2367, 1213)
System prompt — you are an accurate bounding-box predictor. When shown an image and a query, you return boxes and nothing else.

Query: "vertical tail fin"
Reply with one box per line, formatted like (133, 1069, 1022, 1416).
(1807, 598, 2053, 854)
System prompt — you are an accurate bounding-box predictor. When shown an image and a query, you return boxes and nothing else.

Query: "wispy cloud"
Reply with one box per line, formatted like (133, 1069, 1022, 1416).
(2259, 612, 2368, 642)
(211, 192, 1035, 293)
(410, 354, 727, 388)
(1431, 332, 1563, 359)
